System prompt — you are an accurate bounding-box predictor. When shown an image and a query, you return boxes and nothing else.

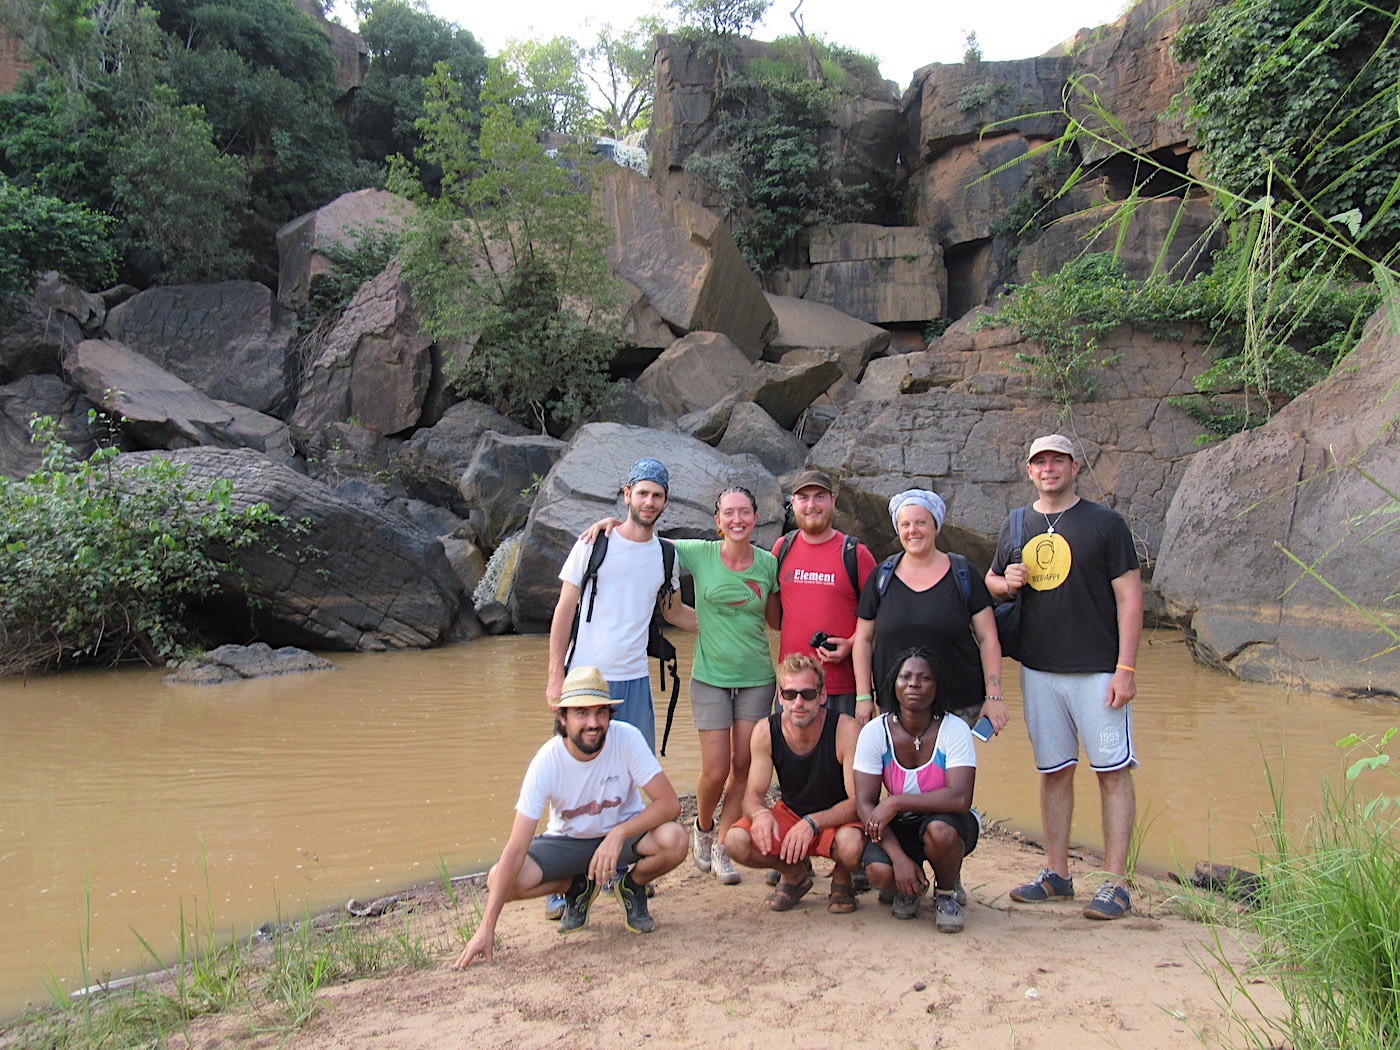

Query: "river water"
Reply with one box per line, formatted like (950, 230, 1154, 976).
(2, 628, 1395, 1018)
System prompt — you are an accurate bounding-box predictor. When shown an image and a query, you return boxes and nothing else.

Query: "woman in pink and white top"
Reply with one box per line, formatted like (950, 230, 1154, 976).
(853, 646, 978, 933)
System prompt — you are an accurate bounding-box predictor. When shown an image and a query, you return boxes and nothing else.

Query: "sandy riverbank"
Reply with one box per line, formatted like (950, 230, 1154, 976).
(169, 820, 1274, 1049)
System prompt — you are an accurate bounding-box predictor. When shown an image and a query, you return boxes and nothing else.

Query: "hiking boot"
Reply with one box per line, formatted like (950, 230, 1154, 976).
(544, 892, 565, 920)
(612, 873, 655, 934)
(1083, 882, 1132, 920)
(711, 841, 741, 885)
(692, 818, 715, 873)
(557, 875, 601, 934)
(878, 886, 895, 905)
(934, 892, 964, 933)
(1009, 867, 1075, 903)
(954, 879, 967, 906)
(891, 892, 920, 920)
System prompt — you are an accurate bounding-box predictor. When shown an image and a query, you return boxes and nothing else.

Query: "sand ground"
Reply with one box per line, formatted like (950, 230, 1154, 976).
(170, 822, 1275, 1050)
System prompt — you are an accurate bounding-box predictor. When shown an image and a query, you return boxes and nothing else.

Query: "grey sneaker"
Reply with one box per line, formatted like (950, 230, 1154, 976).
(613, 873, 655, 933)
(710, 841, 741, 885)
(891, 892, 919, 920)
(1083, 882, 1132, 920)
(544, 892, 565, 920)
(557, 875, 601, 934)
(934, 892, 964, 933)
(954, 879, 967, 906)
(1009, 867, 1075, 903)
(692, 819, 715, 873)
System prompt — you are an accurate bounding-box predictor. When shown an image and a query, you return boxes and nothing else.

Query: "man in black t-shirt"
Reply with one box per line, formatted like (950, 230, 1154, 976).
(986, 435, 1143, 921)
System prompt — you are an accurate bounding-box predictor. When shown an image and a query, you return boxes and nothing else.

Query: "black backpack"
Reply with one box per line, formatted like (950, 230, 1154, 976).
(773, 530, 862, 596)
(565, 534, 683, 755)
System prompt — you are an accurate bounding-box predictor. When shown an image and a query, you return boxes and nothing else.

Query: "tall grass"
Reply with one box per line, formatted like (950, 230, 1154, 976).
(1191, 730, 1399, 1048)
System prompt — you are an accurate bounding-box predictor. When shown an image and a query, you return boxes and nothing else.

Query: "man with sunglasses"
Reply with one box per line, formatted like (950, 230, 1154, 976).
(723, 653, 866, 913)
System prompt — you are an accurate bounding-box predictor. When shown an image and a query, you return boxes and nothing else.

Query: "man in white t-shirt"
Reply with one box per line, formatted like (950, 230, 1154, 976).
(546, 457, 691, 752)
(454, 667, 687, 967)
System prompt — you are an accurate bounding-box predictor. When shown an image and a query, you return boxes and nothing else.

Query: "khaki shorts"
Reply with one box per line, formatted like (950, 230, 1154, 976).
(690, 678, 774, 731)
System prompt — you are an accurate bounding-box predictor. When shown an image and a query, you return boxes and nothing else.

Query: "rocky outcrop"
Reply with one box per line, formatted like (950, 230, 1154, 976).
(0, 373, 98, 477)
(399, 400, 531, 515)
(276, 188, 414, 310)
(290, 0, 367, 96)
(746, 356, 844, 430)
(509, 423, 783, 627)
(1014, 198, 1220, 282)
(717, 402, 808, 477)
(1154, 309, 1400, 697)
(64, 339, 235, 449)
(599, 166, 777, 359)
(800, 225, 945, 325)
(290, 259, 432, 441)
(457, 433, 567, 549)
(762, 293, 889, 379)
(809, 320, 1214, 564)
(1, 293, 82, 382)
(637, 332, 753, 416)
(164, 642, 334, 685)
(104, 282, 297, 418)
(121, 447, 470, 651)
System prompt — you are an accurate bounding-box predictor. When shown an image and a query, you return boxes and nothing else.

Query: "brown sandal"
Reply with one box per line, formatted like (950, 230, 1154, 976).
(764, 873, 814, 912)
(827, 881, 858, 914)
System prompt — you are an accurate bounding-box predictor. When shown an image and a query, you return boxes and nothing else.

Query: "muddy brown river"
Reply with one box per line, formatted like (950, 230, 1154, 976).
(2, 628, 1395, 1018)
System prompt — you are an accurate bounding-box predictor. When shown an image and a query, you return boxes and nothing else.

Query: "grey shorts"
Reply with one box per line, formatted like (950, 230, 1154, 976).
(690, 678, 775, 731)
(1020, 666, 1138, 773)
(527, 833, 645, 883)
(825, 693, 857, 718)
(861, 811, 980, 868)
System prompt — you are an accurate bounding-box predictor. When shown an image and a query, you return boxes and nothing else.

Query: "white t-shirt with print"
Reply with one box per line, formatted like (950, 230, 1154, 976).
(517, 720, 664, 838)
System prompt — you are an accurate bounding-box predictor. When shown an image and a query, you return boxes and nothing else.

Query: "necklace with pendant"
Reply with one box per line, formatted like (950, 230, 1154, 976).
(1044, 509, 1067, 535)
(897, 712, 938, 752)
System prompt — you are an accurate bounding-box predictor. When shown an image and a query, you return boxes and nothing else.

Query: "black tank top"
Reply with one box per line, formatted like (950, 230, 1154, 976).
(769, 709, 847, 816)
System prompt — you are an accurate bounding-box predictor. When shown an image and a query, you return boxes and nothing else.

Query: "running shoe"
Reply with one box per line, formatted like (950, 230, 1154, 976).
(934, 892, 964, 933)
(1009, 867, 1075, 903)
(711, 841, 741, 885)
(891, 892, 919, 920)
(612, 872, 655, 933)
(692, 818, 715, 873)
(1083, 882, 1132, 920)
(544, 892, 565, 920)
(557, 874, 600, 934)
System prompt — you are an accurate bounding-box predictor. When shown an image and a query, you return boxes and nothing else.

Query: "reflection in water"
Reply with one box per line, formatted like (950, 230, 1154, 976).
(1, 628, 1394, 1017)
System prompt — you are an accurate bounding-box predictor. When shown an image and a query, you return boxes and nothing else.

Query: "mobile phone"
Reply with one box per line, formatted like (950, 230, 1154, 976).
(971, 715, 995, 742)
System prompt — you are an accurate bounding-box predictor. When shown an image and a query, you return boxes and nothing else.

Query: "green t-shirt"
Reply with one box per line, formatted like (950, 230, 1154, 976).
(675, 539, 778, 688)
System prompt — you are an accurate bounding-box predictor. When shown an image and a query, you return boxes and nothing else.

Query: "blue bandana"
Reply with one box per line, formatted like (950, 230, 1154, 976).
(626, 458, 669, 493)
(888, 489, 946, 530)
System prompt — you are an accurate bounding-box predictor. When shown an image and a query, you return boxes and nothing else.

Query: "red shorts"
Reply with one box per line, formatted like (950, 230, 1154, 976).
(734, 801, 859, 860)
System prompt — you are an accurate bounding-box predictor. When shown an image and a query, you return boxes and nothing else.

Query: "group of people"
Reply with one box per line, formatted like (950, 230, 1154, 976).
(455, 434, 1143, 967)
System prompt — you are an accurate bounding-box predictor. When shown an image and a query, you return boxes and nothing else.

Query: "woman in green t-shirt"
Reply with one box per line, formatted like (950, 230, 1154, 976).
(674, 486, 779, 887)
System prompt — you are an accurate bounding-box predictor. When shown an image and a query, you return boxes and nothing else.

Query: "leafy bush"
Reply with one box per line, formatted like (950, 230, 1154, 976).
(0, 417, 286, 676)
(0, 176, 116, 307)
(976, 250, 1377, 431)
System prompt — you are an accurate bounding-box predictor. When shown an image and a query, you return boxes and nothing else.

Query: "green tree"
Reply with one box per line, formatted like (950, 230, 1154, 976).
(396, 61, 623, 430)
(0, 176, 115, 307)
(348, 0, 487, 172)
(669, 0, 773, 37)
(499, 35, 590, 135)
(0, 416, 286, 676)
(581, 18, 661, 137)
(1174, 0, 1400, 270)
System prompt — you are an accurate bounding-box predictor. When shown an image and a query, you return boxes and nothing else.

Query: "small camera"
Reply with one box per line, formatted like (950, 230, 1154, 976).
(809, 630, 839, 652)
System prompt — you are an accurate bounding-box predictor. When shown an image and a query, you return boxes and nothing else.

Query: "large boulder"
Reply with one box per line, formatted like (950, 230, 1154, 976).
(1014, 198, 1220, 283)
(1154, 309, 1400, 696)
(104, 282, 297, 418)
(290, 259, 432, 442)
(911, 134, 1040, 243)
(509, 423, 783, 627)
(1, 293, 83, 382)
(398, 400, 530, 514)
(0, 373, 98, 477)
(636, 332, 753, 416)
(599, 166, 777, 359)
(810, 322, 1214, 564)
(762, 293, 890, 379)
(745, 356, 845, 430)
(33, 271, 105, 333)
(717, 402, 808, 477)
(64, 339, 235, 449)
(121, 447, 470, 651)
(276, 188, 413, 309)
(457, 432, 568, 549)
(803, 225, 945, 324)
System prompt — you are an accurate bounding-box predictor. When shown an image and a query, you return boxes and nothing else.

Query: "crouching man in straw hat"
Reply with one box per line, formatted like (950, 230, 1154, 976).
(454, 667, 688, 966)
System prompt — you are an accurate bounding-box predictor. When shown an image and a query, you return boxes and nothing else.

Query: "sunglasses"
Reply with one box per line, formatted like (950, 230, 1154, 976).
(779, 687, 821, 702)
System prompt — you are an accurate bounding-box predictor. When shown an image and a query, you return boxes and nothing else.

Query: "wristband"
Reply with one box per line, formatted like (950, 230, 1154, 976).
(1116, 664, 1136, 673)
(855, 694, 873, 703)
(803, 815, 819, 835)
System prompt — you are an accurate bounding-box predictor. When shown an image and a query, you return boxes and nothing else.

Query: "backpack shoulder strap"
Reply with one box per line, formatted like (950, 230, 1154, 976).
(580, 533, 609, 624)
(948, 552, 972, 607)
(774, 531, 797, 575)
(873, 551, 903, 604)
(1011, 506, 1027, 561)
(842, 534, 861, 596)
(658, 537, 676, 598)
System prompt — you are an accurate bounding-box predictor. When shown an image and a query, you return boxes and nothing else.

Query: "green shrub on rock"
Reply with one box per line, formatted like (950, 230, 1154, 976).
(0, 417, 286, 676)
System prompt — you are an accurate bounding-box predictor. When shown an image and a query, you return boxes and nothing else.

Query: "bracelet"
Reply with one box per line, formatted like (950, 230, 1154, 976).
(1116, 663, 1136, 673)
(984, 695, 1004, 702)
(855, 694, 873, 703)
(803, 815, 819, 835)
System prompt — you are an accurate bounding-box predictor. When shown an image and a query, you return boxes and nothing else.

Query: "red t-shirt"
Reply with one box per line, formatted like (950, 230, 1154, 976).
(772, 531, 876, 695)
